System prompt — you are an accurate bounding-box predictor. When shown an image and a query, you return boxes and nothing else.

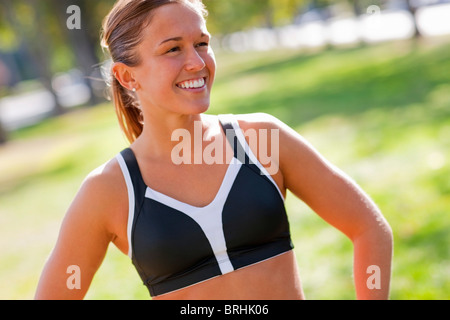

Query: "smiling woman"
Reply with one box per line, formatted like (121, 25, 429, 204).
(101, 0, 213, 144)
(34, 0, 392, 300)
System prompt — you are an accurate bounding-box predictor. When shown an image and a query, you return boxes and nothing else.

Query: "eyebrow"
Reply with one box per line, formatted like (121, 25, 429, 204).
(158, 33, 210, 46)
(159, 37, 182, 46)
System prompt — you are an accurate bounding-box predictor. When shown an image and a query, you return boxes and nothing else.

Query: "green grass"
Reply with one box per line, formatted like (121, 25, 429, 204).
(1, 38, 449, 299)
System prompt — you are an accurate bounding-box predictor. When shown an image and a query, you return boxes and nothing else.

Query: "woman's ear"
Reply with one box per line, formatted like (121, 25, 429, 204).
(112, 62, 139, 91)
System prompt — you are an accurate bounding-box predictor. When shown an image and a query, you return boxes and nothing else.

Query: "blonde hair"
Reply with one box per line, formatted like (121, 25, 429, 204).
(101, 0, 207, 144)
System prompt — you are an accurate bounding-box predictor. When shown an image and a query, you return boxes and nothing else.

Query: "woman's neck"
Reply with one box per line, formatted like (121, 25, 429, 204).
(132, 110, 208, 162)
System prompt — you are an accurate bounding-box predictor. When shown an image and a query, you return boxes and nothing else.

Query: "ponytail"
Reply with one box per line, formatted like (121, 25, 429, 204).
(112, 77, 143, 144)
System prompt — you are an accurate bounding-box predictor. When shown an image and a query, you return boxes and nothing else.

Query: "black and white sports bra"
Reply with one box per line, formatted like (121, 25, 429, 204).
(116, 114, 293, 297)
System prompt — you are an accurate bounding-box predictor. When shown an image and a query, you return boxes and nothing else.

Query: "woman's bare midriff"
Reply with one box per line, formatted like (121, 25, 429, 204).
(153, 250, 305, 300)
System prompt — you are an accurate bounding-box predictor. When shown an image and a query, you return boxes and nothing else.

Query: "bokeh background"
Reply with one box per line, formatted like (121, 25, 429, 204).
(0, 0, 449, 299)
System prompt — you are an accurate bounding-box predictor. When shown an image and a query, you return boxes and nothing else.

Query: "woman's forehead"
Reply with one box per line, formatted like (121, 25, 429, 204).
(142, 3, 208, 45)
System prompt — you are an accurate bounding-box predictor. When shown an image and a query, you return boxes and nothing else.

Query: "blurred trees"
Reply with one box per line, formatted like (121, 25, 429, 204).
(0, 0, 424, 85)
(406, 0, 421, 37)
(204, 0, 310, 34)
(2, 0, 65, 115)
(52, 0, 104, 106)
(0, 0, 113, 104)
(0, 0, 114, 143)
(203, 0, 395, 33)
(0, 0, 424, 144)
(0, 0, 418, 89)
(0, 0, 319, 105)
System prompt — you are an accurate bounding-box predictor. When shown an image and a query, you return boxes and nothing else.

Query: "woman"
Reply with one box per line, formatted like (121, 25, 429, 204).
(35, 0, 393, 300)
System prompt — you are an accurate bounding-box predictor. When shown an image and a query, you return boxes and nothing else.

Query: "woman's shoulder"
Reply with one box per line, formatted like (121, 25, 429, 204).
(230, 112, 305, 143)
(231, 112, 280, 125)
(82, 158, 123, 197)
(65, 154, 128, 242)
(221, 112, 284, 133)
(75, 155, 127, 212)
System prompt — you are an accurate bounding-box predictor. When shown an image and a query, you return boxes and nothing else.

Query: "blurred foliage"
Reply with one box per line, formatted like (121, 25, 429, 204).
(0, 38, 449, 299)
(0, 0, 417, 93)
(0, 0, 447, 299)
(0, 0, 390, 72)
(204, 0, 307, 34)
(0, 0, 115, 72)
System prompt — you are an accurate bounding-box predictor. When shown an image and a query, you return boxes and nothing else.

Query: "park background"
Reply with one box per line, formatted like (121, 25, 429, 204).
(0, 0, 449, 299)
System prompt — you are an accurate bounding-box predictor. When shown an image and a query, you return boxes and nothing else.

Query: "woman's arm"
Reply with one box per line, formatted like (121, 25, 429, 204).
(259, 114, 393, 299)
(35, 161, 125, 300)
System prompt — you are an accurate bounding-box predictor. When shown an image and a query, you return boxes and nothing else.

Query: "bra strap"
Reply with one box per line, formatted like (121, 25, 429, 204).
(218, 114, 261, 177)
(219, 114, 253, 164)
(116, 148, 147, 259)
(218, 114, 286, 201)
(119, 148, 147, 201)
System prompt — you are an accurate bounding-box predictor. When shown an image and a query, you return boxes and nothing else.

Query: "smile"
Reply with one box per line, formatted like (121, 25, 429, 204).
(176, 77, 206, 89)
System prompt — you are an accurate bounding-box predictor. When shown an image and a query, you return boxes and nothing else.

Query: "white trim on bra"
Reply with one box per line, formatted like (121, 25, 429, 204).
(144, 157, 242, 275)
(116, 153, 136, 259)
(218, 114, 285, 201)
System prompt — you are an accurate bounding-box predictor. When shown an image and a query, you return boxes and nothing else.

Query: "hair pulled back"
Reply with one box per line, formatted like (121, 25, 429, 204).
(101, 0, 207, 143)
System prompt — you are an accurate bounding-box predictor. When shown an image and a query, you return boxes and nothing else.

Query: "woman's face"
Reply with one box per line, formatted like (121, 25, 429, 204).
(132, 2, 216, 117)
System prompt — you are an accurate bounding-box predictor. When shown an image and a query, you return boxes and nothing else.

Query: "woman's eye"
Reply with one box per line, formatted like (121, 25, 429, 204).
(197, 42, 209, 48)
(167, 46, 180, 53)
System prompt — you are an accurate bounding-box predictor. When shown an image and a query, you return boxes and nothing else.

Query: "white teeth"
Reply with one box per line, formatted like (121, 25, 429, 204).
(178, 78, 205, 89)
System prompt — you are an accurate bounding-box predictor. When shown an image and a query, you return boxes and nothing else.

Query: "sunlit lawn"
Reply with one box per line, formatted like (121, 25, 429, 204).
(0, 38, 449, 299)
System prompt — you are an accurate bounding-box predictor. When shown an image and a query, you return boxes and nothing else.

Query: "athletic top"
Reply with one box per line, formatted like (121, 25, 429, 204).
(116, 114, 293, 297)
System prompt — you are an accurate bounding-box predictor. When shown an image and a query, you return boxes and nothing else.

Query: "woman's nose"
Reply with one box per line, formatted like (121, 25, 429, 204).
(184, 48, 206, 72)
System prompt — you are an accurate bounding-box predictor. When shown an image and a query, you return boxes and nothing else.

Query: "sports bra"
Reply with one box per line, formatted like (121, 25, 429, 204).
(116, 114, 293, 297)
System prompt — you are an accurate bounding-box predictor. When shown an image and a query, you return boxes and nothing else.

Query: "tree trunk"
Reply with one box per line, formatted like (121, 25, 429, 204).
(0, 122, 7, 144)
(4, 0, 66, 116)
(406, 0, 421, 38)
(53, 0, 102, 106)
(351, 0, 363, 16)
